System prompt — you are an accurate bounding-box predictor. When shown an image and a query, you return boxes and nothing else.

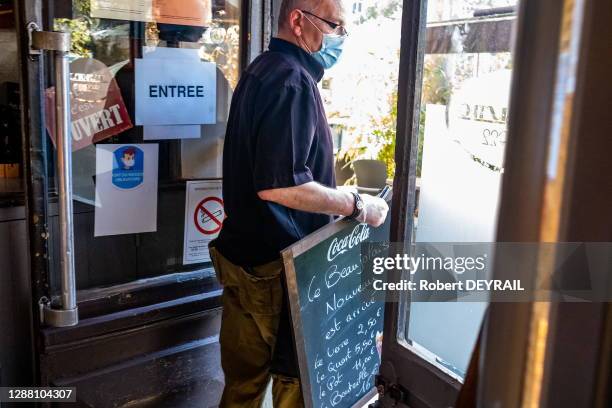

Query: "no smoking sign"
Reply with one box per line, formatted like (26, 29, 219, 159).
(183, 180, 224, 265)
(194, 196, 225, 235)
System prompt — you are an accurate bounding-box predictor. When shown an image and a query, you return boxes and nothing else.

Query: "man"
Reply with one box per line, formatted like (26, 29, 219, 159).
(209, 0, 389, 406)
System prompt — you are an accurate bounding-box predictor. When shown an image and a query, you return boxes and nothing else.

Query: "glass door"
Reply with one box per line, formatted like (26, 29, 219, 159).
(45, 0, 242, 294)
(17, 0, 264, 404)
(405, 0, 518, 381)
(378, 0, 521, 406)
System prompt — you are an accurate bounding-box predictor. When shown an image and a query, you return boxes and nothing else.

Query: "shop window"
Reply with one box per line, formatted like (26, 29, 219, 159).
(45, 0, 242, 290)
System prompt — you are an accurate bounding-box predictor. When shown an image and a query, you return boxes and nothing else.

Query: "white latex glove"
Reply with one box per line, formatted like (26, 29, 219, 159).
(355, 194, 389, 227)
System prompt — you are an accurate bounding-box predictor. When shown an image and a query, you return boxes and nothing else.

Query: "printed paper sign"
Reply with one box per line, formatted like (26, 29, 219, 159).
(142, 47, 201, 140)
(142, 47, 203, 140)
(183, 180, 224, 264)
(91, 0, 211, 27)
(45, 58, 133, 152)
(143, 124, 200, 140)
(94, 143, 159, 237)
(135, 49, 216, 126)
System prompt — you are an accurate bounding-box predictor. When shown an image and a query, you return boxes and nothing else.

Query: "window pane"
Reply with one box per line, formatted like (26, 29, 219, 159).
(322, 0, 402, 191)
(47, 0, 240, 290)
(401, 0, 519, 380)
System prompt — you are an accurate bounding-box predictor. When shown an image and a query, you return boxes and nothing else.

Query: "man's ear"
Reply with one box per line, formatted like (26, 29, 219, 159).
(289, 9, 304, 37)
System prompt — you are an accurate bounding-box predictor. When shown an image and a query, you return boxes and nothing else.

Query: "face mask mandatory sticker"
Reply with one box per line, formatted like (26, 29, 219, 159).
(112, 145, 144, 189)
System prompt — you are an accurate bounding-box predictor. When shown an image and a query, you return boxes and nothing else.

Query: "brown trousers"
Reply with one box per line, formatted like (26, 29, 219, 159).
(209, 245, 305, 408)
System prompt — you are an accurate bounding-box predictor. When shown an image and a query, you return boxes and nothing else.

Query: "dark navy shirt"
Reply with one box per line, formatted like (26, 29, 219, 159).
(215, 38, 336, 377)
(216, 38, 336, 267)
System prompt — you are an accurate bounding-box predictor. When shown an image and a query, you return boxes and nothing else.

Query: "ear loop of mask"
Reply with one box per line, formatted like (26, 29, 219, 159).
(295, 11, 320, 54)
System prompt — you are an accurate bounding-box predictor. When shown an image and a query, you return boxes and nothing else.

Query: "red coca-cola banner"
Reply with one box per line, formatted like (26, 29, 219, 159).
(45, 58, 133, 151)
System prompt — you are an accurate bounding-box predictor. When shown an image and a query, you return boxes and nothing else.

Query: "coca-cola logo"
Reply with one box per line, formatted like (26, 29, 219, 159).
(327, 224, 371, 262)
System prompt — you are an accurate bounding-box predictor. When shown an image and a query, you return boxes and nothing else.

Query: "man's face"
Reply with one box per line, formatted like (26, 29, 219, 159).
(297, 0, 345, 53)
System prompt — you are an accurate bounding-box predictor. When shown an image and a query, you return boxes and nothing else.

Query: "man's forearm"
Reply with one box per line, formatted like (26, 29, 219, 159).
(258, 182, 354, 217)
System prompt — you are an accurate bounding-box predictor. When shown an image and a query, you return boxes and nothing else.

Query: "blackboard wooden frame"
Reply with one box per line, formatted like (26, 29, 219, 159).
(281, 216, 379, 408)
(283, 217, 351, 408)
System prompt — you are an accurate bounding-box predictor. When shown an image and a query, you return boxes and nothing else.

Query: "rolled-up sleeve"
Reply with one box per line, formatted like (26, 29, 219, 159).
(253, 83, 318, 192)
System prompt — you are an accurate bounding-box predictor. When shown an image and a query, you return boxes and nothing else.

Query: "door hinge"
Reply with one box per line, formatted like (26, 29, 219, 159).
(27, 22, 71, 56)
(39, 296, 78, 327)
(374, 374, 411, 406)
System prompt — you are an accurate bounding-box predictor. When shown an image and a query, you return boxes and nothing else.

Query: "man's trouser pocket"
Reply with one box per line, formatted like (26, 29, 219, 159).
(208, 243, 298, 407)
(209, 243, 283, 315)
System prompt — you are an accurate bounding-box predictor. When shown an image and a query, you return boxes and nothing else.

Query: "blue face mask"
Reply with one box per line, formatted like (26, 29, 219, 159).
(302, 14, 346, 69)
(312, 33, 346, 69)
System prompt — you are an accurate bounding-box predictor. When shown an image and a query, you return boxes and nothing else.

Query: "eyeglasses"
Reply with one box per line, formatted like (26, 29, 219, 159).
(300, 10, 348, 36)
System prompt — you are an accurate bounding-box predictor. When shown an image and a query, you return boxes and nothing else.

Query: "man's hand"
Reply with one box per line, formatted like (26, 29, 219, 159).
(355, 194, 389, 227)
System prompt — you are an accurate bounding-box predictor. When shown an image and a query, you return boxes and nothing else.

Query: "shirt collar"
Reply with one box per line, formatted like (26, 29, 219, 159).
(268, 37, 324, 83)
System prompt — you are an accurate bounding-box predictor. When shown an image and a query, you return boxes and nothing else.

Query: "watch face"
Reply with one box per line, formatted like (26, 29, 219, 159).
(356, 200, 364, 210)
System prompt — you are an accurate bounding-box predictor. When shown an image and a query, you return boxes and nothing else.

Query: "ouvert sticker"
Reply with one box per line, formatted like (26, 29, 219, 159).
(45, 58, 133, 151)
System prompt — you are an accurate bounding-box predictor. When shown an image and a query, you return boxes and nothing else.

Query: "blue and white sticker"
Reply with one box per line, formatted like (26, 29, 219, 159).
(112, 145, 144, 189)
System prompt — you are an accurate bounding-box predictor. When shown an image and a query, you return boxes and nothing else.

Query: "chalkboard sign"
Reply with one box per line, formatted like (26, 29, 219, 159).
(282, 201, 391, 408)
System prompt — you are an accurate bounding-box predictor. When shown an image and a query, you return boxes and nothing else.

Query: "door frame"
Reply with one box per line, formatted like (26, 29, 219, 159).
(481, 0, 612, 406)
(15, 0, 272, 387)
(14, 0, 49, 384)
(478, 0, 565, 405)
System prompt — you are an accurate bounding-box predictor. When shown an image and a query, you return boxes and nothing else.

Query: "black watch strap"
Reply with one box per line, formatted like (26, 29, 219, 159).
(349, 192, 364, 219)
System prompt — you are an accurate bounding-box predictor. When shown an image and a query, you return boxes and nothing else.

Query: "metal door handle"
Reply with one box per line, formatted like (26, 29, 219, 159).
(30, 23, 78, 327)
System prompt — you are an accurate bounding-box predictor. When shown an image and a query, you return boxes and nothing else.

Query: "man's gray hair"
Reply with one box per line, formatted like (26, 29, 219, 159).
(278, 0, 343, 29)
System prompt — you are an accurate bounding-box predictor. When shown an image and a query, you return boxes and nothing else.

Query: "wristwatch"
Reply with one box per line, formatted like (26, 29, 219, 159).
(349, 192, 364, 219)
